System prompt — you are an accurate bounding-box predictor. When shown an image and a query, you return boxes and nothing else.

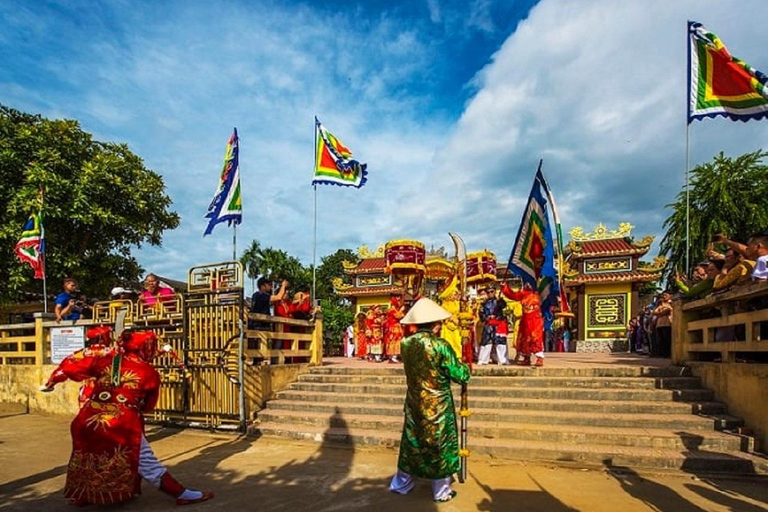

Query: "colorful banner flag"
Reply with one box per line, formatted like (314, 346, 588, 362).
(204, 128, 242, 236)
(14, 211, 45, 279)
(688, 21, 768, 123)
(507, 167, 559, 313)
(313, 117, 367, 188)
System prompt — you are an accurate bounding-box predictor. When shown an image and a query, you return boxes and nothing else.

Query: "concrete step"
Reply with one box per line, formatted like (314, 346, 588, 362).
(309, 365, 693, 378)
(283, 382, 715, 402)
(257, 408, 748, 451)
(298, 373, 702, 390)
(267, 395, 727, 418)
(259, 407, 742, 432)
(251, 422, 768, 475)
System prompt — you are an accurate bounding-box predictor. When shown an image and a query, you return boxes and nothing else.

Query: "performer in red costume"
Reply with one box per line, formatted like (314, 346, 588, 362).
(384, 295, 405, 363)
(501, 282, 545, 366)
(44, 325, 114, 407)
(43, 330, 213, 506)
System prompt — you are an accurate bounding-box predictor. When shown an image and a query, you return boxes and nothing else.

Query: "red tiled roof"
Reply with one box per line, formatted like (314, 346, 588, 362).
(563, 270, 662, 286)
(346, 257, 387, 274)
(571, 238, 649, 258)
(337, 285, 404, 297)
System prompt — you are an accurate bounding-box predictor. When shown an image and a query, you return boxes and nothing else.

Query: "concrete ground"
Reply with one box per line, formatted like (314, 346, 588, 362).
(1, 405, 766, 512)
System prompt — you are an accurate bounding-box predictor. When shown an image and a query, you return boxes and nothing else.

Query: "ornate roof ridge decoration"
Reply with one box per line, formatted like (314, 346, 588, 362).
(569, 222, 634, 242)
(331, 277, 354, 292)
(357, 244, 386, 259)
(426, 245, 448, 260)
(341, 260, 358, 270)
(633, 235, 655, 249)
(638, 256, 667, 273)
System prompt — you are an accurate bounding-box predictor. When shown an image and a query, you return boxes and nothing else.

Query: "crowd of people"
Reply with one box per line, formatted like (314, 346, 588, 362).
(343, 279, 574, 368)
(626, 231, 768, 355)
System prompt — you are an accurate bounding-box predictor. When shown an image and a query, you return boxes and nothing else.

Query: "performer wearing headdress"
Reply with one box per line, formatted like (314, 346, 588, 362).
(42, 330, 213, 506)
(437, 276, 463, 358)
(389, 298, 470, 503)
(501, 282, 545, 366)
(384, 295, 405, 363)
(355, 312, 368, 359)
(366, 304, 385, 362)
(44, 326, 114, 407)
(478, 286, 508, 365)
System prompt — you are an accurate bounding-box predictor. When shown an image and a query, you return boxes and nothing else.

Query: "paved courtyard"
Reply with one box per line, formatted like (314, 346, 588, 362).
(1, 404, 766, 512)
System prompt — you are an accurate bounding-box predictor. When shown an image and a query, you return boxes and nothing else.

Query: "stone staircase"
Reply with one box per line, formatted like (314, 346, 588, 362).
(252, 365, 768, 475)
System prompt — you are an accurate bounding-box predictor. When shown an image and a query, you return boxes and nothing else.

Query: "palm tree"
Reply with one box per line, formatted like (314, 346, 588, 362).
(240, 239, 262, 292)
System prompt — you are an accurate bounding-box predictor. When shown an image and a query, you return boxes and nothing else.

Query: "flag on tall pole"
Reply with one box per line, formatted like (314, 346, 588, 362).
(507, 164, 559, 313)
(204, 128, 242, 236)
(688, 21, 768, 123)
(312, 117, 367, 188)
(15, 211, 45, 280)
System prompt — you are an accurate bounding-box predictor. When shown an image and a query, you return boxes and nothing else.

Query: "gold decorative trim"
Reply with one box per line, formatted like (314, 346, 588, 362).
(332, 277, 353, 291)
(357, 245, 386, 259)
(569, 222, 634, 242)
(341, 260, 358, 270)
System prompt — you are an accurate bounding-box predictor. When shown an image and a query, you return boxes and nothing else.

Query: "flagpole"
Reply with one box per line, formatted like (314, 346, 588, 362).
(312, 183, 317, 305)
(233, 223, 237, 262)
(41, 189, 48, 313)
(312, 118, 318, 305)
(685, 123, 691, 276)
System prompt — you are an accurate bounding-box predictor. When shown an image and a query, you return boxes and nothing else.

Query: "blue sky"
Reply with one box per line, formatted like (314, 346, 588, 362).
(3, 0, 768, 290)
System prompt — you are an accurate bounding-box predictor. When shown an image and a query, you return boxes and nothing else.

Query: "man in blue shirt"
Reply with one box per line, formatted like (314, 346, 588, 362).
(54, 277, 81, 322)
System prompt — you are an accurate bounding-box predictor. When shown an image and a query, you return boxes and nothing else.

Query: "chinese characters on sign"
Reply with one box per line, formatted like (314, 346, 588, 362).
(584, 257, 632, 274)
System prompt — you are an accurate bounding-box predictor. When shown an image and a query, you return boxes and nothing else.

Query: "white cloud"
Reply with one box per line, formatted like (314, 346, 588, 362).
(3, 0, 768, 284)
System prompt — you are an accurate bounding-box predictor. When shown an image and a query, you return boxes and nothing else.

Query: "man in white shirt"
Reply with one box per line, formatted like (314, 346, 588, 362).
(747, 234, 768, 281)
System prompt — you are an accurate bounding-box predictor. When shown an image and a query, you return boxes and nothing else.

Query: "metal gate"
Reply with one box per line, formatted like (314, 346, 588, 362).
(149, 261, 246, 430)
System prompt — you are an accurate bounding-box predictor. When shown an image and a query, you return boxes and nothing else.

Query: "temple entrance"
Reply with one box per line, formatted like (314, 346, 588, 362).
(148, 261, 246, 429)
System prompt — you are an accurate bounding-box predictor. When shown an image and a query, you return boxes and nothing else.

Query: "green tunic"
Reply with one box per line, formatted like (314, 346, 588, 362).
(397, 329, 471, 479)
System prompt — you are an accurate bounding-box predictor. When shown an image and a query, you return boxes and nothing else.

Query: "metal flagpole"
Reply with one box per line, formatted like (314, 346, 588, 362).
(233, 223, 237, 262)
(40, 189, 48, 313)
(312, 118, 318, 305)
(312, 184, 317, 304)
(685, 122, 691, 276)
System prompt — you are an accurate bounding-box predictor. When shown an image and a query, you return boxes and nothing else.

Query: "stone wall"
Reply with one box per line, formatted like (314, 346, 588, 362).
(687, 362, 768, 452)
(0, 363, 308, 420)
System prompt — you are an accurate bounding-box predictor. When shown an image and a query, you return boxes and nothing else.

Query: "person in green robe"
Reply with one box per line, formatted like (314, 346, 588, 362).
(389, 298, 471, 503)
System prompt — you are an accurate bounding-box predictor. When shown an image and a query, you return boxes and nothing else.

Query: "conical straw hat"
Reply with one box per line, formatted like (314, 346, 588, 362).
(401, 297, 452, 325)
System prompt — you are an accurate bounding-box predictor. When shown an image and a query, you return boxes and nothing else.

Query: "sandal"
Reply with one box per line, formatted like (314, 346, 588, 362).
(434, 490, 457, 503)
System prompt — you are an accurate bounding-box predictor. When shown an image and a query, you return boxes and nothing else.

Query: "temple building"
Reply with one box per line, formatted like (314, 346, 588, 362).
(332, 244, 458, 315)
(562, 223, 665, 352)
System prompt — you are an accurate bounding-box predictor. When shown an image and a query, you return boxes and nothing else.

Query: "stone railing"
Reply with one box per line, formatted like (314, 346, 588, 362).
(672, 281, 768, 364)
(672, 281, 768, 451)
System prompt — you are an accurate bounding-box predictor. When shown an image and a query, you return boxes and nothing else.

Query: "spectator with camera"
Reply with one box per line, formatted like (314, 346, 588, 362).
(54, 277, 83, 322)
(249, 277, 288, 330)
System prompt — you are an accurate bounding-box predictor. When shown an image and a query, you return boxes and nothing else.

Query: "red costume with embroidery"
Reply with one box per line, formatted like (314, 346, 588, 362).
(45, 326, 115, 407)
(501, 284, 544, 356)
(366, 306, 385, 357)
(384, 296, 405, 357)
(53, 331, 161, 505)
(355, 313, 369, 359)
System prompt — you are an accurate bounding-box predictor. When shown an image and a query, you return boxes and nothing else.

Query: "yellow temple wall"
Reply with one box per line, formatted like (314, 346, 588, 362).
(583, 282, 632, 339)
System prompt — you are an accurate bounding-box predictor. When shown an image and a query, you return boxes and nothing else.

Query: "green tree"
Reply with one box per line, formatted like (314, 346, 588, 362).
(320, 298, 354, 356)
(0, 105, 179, 300)
(240, 241, 312, 294)
(660, 150, 768, 276)
(315, 249, 358, 304)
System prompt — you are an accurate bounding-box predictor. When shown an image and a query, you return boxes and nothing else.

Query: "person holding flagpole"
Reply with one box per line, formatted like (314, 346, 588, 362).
(389, 298, 470, 503)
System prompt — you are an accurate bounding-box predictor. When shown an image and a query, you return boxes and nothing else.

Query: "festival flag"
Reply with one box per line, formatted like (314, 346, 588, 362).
(204, 128, 242, 236)
(313, 117, 367, 188)
(688, 21, 768, 123)
(507, 166, 559, 313)
(14, 211, 45, 279)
